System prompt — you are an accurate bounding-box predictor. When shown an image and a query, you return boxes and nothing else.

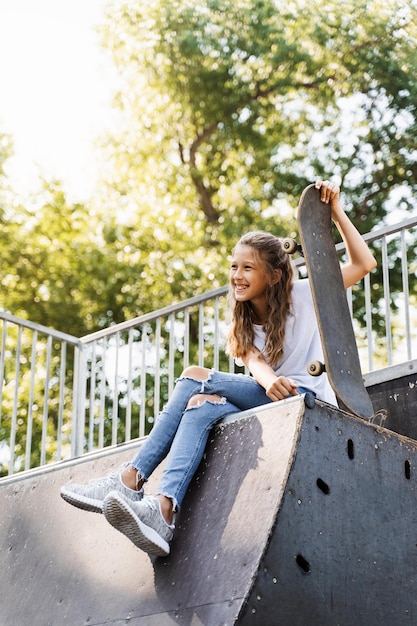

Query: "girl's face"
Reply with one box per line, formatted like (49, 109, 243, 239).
(229, 244, 272, 305)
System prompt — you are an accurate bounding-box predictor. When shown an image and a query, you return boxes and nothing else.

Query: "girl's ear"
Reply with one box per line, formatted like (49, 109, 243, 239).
(271, 268, 282, 285)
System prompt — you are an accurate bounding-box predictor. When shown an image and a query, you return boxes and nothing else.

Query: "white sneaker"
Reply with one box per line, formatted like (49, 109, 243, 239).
(103, 492, 174, 556)
(60, 464, 143, 514)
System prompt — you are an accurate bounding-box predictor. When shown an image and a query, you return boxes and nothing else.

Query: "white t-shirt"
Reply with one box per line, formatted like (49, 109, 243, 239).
(252, 279, 337, 405)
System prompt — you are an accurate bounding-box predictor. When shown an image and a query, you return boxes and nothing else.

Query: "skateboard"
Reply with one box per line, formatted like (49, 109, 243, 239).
(284, 183, 374, 419)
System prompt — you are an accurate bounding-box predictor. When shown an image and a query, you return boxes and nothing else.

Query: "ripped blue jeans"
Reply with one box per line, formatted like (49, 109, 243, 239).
(130, 369, 309, 510)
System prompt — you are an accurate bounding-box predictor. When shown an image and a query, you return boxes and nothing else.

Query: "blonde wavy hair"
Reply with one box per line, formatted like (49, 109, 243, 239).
(226, 231, 294, 366)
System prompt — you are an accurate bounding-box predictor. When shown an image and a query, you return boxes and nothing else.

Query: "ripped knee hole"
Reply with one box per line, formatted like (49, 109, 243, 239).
(186, 393, 223, 409)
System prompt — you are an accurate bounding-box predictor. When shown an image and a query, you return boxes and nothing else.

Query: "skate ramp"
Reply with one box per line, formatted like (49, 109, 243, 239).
(1, 393, 417, 625)
(0, 397, 303, 626)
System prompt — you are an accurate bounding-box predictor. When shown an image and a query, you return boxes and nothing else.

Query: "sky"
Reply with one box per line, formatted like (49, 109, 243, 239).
(0, 0, 117, 201)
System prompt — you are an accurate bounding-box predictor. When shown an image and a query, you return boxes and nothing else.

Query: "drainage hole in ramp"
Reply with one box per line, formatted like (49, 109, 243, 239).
(296, 554, 311, 574)
(316, 478, 330, 494)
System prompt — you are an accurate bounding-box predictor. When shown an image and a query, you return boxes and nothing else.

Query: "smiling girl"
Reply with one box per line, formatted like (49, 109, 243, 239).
(61, 180, 376, 557)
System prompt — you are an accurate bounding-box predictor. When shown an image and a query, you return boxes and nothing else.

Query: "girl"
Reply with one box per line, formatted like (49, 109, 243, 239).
(61, 180, 376, 557)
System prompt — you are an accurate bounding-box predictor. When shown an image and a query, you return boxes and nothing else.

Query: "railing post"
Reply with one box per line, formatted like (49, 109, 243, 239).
(72, 343, 87, 458)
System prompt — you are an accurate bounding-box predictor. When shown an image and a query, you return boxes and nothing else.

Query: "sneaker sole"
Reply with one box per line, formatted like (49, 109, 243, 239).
(60, 488, 102, 514)
(103, 492, 170, 557)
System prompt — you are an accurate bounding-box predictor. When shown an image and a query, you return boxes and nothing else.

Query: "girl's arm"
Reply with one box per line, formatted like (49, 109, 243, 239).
(243, 346, 299, 401)
(315, 181, 377, 288)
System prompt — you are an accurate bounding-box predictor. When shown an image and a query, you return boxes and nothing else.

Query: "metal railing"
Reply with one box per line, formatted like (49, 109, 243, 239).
(1, 215, 416, 476)
(0, 313, 83, 475)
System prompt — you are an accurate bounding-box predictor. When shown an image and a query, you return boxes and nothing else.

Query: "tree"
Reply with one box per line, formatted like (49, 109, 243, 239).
(2, 0, 416, 329)
(93, 0, 417, 324)
(1, 180, 116, 335)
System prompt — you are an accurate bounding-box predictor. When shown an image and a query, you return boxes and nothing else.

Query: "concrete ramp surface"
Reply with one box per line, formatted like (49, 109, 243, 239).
(1, 395, 417, 625)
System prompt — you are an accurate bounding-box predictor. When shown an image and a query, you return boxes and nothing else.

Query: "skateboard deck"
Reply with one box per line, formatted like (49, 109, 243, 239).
(295, 184, 374, 419)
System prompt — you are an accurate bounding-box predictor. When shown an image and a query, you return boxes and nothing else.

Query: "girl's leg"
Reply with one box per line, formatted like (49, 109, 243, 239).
(156, 394, 241, 513)
(102, 371, 311, 555)
(60, 366, 213, 512)
(103, 394, 241, 556)
(126, 368, 270, 490)
(126, 367, 214, 487)
(153, 370, 274, 520)
(102, 370, 283, 555)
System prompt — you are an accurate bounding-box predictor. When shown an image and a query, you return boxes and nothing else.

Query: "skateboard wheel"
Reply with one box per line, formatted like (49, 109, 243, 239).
(307, 360, 325, 376)
(282, 238, 298, 254)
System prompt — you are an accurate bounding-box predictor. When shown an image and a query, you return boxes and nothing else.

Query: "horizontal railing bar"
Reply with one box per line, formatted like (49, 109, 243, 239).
(362, 214, 417, 242)
(0, 310, 82, 346)
(80, 286, 228, 343)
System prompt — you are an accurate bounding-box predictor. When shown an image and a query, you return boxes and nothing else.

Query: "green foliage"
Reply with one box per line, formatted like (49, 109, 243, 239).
(0, 179, 138, 334)
(99, 0, 417, 226)
(1, 0, 416, 332)
(90, 0, 417, 323)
